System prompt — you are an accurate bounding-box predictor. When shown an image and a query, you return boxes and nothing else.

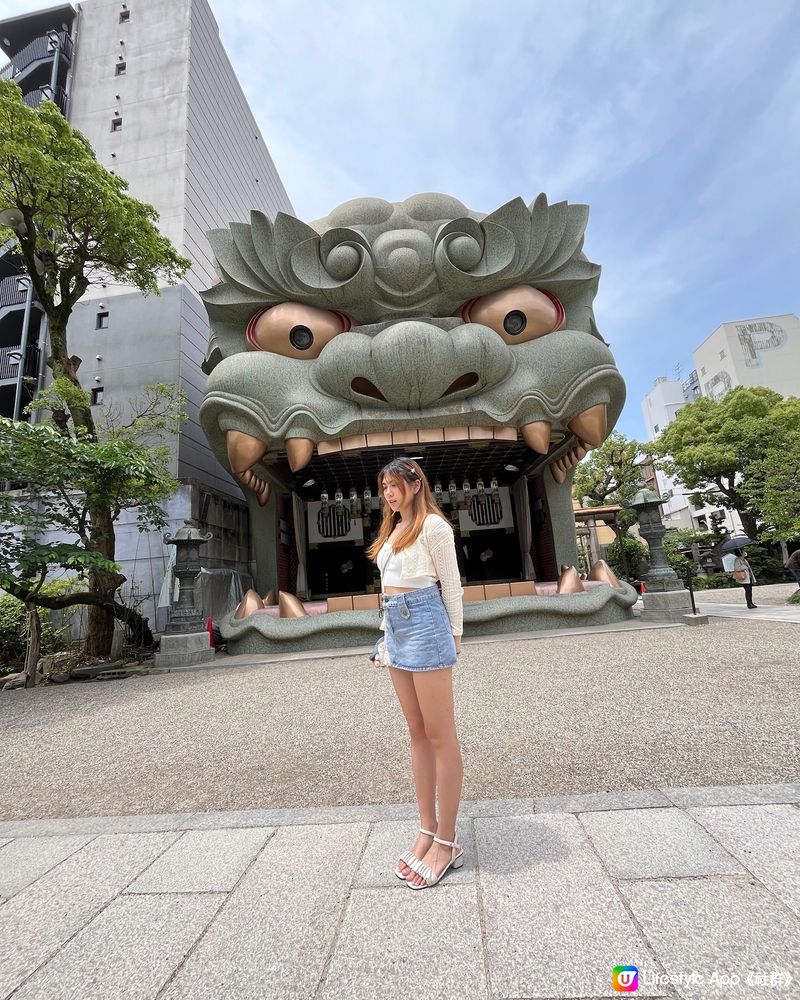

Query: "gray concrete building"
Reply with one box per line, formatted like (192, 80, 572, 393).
(0, 0, 294, 630)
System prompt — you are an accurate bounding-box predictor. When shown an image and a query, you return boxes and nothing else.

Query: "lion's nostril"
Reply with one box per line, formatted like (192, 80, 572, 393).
(441, 372, 479, 397)
(351, 377, 387, 401)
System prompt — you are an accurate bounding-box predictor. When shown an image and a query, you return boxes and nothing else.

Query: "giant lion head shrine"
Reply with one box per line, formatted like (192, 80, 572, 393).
(199, 193, 635, 653)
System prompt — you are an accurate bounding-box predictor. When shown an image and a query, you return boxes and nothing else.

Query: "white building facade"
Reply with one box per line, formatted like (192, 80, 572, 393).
(0, 0, 294, 629)
(642, 312, 800, 537)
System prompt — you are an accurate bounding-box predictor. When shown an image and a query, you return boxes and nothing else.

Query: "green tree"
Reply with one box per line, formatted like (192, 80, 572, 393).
(0, 80, 190, 655)
(649, 387, 800, 540)
(572, 430, 643, 531)
(0, 392, 183, 685)
(739, 421, 800, 540)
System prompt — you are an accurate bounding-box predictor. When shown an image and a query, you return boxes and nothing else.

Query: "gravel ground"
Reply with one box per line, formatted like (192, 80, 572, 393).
(2, 614, 798, 822)
(695, 581, 799, 606)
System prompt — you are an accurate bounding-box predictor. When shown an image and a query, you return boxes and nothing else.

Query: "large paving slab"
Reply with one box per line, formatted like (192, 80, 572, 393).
(579, 807, 746, 878)
(159, 823, 369, 1000)
(125, 827, 273, 894)
(319, 885, 486, 1000)
(620, 877, 800, 1000)
(0, 832, 179, 998)
(0, 835, 94, 897)
(474, 813, 664, 998)
(688, 804, 800, 916)
(355, 819, 475, 887)
(663, 782, 800, 808)
(535, 788, 672, 813)
(8, 893, 225, 1000)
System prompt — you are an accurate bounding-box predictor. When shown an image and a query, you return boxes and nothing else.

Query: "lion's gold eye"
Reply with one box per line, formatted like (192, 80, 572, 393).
(460, 286, 565, 344)
(246, 303, 351, 359)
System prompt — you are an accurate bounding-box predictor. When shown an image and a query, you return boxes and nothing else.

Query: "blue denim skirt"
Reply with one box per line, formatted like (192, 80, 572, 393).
(377, 584, 457, 672)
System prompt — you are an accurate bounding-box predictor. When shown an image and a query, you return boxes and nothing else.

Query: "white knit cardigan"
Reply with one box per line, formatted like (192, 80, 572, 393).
(378, 513, 464, 635)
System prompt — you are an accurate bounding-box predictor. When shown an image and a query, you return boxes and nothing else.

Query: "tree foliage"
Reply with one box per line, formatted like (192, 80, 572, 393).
(648, 387, 800, 539)
(739, 425, 800, 540)
(572, 430, 643, 531)
(0, 80, 191, 657)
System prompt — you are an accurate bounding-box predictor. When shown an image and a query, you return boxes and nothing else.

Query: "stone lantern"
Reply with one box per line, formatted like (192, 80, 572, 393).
(154, 520, 215, 667)
(628, 489, 692, 623)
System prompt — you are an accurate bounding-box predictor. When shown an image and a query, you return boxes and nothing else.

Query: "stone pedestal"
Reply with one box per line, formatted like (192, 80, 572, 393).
(640, 589, 693, 623)
(154, 631, 215, 668)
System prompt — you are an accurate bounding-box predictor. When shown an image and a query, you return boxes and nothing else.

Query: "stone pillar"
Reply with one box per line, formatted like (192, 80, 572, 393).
(628, 489, 692, 623)
(154, 521, 215, 667)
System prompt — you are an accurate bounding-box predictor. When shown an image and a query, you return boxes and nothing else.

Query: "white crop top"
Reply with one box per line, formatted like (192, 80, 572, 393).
(375, 514, 465, 635)
(378, 542, 437, 588)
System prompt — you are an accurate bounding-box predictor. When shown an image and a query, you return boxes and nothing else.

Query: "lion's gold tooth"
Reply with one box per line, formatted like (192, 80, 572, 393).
(278, 591, 309, 618)
(567, 404, 607, 448)
(227, 430, 267, 474)
(469, 426, 493, 440)
(557, 565, 585, 594)
(492, 427, 518, 441)
(418, 428, 445, 443)
(392, 429, 418, 445)
(443, 426, 469, 442)
(366, 432, 393, 447)
(341, 434, 367, 451)
(285, 437, 314, 471)
(263, 589, 278, 606)
(237, 467, 271, 506)
(550, 463, 566, 484)
(587, 559, 622, 588)
(317, 438, 342, 455)
(573, 444, 588, 461)
(234, 589, 265, 619)
(521, 420, 551, 453)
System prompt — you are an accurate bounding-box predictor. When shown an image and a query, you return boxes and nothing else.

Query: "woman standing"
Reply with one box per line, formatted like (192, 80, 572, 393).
(366, 457, 465, 890)
(732, 548, 758, 608)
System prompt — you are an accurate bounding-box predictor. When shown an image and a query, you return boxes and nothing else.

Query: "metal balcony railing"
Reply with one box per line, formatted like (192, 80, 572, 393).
(0, 342, 39, 382)
(0, 345, 22, 381)
(0, 31, 73, 82)
(22, 85, 68, 114)
(0, 276, 29, 309)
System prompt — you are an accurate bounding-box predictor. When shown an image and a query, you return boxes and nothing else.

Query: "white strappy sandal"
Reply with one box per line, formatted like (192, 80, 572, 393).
(405, 832, 464, 889)
(394, 827, 436, 880)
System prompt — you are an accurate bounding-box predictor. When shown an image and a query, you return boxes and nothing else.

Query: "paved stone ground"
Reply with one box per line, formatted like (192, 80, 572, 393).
(1, 594, 798, 999)
(695, 581, 798, 606)
(1, 614, 798, 821)
(0, 784, 798, 999)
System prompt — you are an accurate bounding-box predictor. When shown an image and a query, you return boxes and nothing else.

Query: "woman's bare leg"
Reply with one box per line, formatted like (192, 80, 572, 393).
(388, 665, 438, 875)
(406, 666, 463, 886)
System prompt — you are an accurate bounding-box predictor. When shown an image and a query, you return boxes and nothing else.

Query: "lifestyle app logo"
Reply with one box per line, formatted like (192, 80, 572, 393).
(612, 965, 639, 992)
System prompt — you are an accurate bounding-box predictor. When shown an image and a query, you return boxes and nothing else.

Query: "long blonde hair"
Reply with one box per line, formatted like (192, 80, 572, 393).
(366, 457, 448, 561)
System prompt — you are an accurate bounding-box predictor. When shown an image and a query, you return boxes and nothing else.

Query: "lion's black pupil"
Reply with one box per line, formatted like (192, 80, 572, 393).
(289, 325, 314, 350)
(503, 310, 527, 336)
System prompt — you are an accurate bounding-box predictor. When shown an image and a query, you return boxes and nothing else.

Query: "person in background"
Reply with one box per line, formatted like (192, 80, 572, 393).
(784, 548, 800, 588)
(731, 548, 757, 608)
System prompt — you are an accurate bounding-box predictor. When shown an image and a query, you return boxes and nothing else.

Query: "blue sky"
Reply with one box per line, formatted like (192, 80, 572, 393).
(3, 0, 798, 440)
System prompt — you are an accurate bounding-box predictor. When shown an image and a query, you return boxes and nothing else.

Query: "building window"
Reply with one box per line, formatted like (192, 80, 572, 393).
(91, 387, 104, 405)
(111, 117, 123, 132)
(654, 423, 660, 434)
(719, 349, 726, 359)
(700, 366, 706, 376)
(119, 9, 130, 22)
(96, 311, 109, 329)
(115, 61, 126, 75)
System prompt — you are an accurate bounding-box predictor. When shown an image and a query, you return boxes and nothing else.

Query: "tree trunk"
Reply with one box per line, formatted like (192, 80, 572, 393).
(738, 510, 759, 540)
(23, 601, 42, 688)
(85, 505, 124, 658)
